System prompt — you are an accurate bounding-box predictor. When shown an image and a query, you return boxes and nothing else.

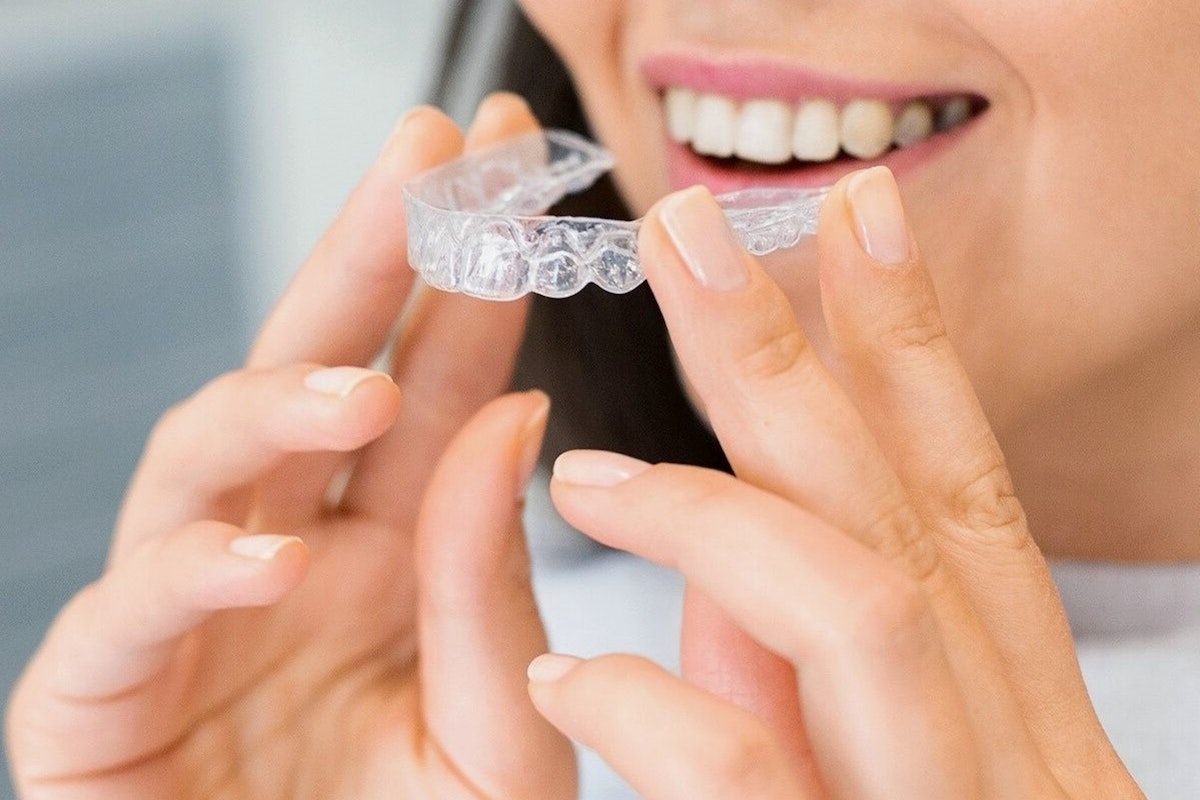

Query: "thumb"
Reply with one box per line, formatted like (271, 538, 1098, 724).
(415, 391, 576, 800)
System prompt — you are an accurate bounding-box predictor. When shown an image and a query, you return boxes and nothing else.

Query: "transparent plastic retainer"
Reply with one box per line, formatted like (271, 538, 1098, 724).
(403, 129, 829, 300)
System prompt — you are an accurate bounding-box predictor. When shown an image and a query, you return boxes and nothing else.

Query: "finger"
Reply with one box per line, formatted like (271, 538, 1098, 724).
(9, 522, 308, 780)
(551, 455, 1053, 799)
(247, 107, 464, 369)
(463, 91, 541, 150)
(415, 391, 574, 800)
(342, 92, 539, 524)
(638, 183, 1065, 789)
(637, 186, 929, 568)
(637, 185, 935, 774)
(527, 653, 814, 800)
(115, 365, 399, 555)
(815, 167, 1100, 762)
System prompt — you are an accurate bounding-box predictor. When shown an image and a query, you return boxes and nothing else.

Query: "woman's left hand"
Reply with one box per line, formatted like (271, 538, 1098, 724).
(530, 168, 1144, 800)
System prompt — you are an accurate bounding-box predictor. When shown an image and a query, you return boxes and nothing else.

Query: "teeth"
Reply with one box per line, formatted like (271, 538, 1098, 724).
(894, 101, 934, 148)
(664, 88, 975, 165)
(665, 88, 697, 143)
(692, 94, 738, 157)
(840, 99, 895, 160)
(792, 100, 841, 162)
(735, 100, 794, 164)
(937, 97, 972, 132)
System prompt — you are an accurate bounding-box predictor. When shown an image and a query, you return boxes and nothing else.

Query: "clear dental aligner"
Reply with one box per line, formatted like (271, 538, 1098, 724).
(403, 129, 829, 300)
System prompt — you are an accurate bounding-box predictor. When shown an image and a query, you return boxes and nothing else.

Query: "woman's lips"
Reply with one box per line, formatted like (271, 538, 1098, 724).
(641, 51, 965, 105)
(641, 50, 989, 193)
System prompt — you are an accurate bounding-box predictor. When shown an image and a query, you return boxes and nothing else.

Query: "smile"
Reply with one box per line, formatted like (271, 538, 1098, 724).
(664, 90, 979, 165)
(642, 52, 989, 191)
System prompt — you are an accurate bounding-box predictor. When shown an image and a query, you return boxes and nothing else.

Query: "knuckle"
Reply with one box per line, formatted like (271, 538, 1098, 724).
(702, 726, 786, 798)
(147, 370, 244, 453)
(834, 575, 938, 661)
(866, 502, 943, 585)
(731, 309, 811, 384)
(878, 291, 950, 355)
(948, 459, 1029, 548)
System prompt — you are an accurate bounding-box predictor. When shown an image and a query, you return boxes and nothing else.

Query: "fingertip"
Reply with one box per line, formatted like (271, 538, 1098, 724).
(476, 91, 536, 123)
(300, 367, 401, 452)
(466, 92, 542, 149)
(333, 372, 403, 446)
(211, 533, 311, 609)
(819, 166, 917, 269)
(527, 653, 585, 685)
(387, 104, 460, 146)
(381, 105, 464, 170)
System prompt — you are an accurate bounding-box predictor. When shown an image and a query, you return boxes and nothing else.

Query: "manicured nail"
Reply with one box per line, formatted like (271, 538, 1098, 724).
(229, 535, 300, 561)
(553, 450, 651, 488)
(846, 167, 911, 265)
(304, 367, 391, 399)
(528, 653, 584, 684)
(660, 187, 749, 292)
(515, 391, 552, 501)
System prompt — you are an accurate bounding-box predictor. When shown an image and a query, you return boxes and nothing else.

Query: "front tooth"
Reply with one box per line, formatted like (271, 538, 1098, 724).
(894, 101, 934, 147)
(665, 88, 697, 143)
(937, 97, 972, 131)
(841, 99, 895, 159)
(792, 99, 840, 162)
(735, 100, 794, 164)
(692, 94, 738, 157)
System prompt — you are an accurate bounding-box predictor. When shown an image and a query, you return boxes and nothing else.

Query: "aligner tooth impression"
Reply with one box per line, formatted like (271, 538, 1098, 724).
(403, 129, 830, 301)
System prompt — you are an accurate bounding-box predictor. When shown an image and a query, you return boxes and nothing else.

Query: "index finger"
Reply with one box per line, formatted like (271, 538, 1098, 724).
(247, 108, 464, 369)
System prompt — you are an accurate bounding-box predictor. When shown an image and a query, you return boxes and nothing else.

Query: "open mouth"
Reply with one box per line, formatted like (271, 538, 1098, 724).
(664, 89, 987, 168)
(642, 53, 989, 191)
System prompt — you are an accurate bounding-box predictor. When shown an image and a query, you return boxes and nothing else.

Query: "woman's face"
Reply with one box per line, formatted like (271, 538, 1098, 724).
(514, 0, 1200, 431)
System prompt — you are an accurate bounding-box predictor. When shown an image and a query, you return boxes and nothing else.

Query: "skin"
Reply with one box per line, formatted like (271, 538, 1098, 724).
(6, 1, 1196, 797)
(516, 0, 1200, 562)
(6, 96, 576, 800)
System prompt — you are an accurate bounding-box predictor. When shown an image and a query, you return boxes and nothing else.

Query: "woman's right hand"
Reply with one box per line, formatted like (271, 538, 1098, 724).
(5, 94, 574, 800)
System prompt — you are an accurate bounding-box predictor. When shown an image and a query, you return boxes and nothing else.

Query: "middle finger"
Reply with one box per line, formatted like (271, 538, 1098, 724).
(638, 187, 932, 570)
(637, 186, 1041, 794)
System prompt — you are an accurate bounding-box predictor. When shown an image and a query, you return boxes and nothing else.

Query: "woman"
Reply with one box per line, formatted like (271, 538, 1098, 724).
(6, 1, 1198, 798)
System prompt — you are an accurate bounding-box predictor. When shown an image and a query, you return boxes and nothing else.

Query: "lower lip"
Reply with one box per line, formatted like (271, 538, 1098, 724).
(665, 112, 985, 194)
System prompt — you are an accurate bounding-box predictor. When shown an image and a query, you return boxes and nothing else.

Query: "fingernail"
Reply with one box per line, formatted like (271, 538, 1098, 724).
(515, 391, 552, 501)
(229, 535, 300, 561)
(304, 367, 391, 399)
(846, 167, 911, 265)
(660, 187, 749, 292)
(528, 653, 584, 684)
(552, 450, 651, 488)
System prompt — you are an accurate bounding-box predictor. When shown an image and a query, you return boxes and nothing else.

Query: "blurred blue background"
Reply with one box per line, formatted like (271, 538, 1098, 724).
(0, 1, 507, 793)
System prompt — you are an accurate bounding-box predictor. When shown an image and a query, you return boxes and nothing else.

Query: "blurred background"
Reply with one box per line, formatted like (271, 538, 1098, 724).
(0, 1, 515, 793)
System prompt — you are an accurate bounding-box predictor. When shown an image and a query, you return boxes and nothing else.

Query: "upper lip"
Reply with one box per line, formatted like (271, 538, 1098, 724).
(640, 50, 979, 104)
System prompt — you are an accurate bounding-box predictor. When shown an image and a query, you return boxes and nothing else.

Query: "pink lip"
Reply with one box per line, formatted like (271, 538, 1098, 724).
(641, 50, 988, 194)
(641, 51, 973, 104)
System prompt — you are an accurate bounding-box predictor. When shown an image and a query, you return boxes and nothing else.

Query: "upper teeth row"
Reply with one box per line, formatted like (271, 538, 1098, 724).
(664, 88, 974, 164)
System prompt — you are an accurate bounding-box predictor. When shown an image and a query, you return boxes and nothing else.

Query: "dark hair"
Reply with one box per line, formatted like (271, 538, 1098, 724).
(433, 2, 729, 472)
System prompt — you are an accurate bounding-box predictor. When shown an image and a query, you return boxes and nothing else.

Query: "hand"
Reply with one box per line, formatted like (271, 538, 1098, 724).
(532, 168, 1144, 799)
(5, 94, 575, 800)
